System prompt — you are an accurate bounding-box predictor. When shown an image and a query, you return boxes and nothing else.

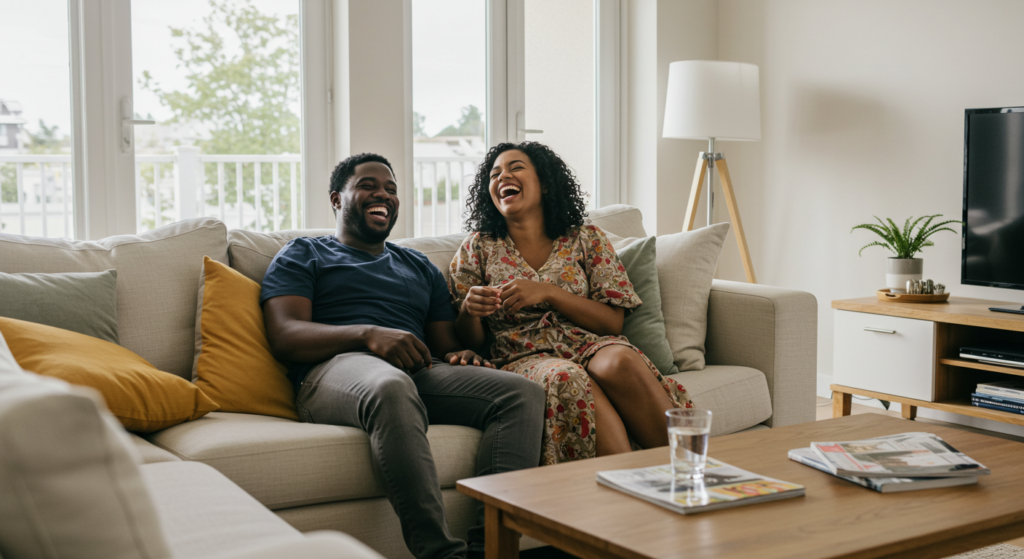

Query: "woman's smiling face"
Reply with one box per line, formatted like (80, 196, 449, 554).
(489, 149, 543, 218)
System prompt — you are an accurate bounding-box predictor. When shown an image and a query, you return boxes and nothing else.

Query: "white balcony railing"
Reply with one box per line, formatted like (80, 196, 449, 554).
(1, 151, 481, 239)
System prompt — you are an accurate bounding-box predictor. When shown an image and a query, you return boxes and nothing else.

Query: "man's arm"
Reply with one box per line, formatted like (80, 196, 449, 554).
(263, 295, 432, 370)
(425, 320, 493, 368)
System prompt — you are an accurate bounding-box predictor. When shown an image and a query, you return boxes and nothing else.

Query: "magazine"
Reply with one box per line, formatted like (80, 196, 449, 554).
(811, 432, 990, 478)
(977, 380, 1024, 400)
(596, 459, 804, 514)
(972, 394, 1024, 416)
(788, 448, 977, 493)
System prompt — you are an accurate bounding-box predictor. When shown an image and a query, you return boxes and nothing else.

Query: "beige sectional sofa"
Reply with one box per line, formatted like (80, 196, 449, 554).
(0, 204, 817, 558)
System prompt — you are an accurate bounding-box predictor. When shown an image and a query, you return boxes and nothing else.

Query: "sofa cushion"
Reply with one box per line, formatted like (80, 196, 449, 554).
(130, 434, 182, 464)
(656, 223, 730, 371)
(587, 204, 647, 238)
(145, 412, 481, 510)
(142, 461, 300, 559)
(192, 257, 297, 420)
(0, 373, 172, 559)
(0, 218, 228, 379)
(0, 270, 120, 344)
(1, 317, 219, 433)
(667, 365, 772, 436)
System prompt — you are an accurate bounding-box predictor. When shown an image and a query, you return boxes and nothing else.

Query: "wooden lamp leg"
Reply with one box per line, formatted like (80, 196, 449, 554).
(682, 154, 708, 232)
(714, 157, 757, 284)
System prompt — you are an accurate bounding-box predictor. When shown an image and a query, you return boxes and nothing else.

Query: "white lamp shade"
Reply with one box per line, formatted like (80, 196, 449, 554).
(663, 60, 761, 141)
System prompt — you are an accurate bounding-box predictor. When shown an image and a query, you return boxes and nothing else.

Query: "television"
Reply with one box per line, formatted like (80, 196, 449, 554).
(962, 107, 1024, 313)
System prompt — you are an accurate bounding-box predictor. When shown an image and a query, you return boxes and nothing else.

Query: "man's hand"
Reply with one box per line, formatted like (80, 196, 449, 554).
(445, 349, 494, 368)
(365, 326, 433, 371)
(499, 278, 555, 314)
(461, 286, 502, 317)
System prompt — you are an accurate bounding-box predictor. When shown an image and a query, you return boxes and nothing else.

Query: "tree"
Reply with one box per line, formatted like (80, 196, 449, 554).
(413, 111, 427, 137)
(28, 120, 64, 154)
(435, 105, 483, 137)
(139, 0, 300, 231)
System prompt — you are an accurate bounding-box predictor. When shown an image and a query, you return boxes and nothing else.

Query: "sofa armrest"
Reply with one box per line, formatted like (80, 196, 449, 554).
(207, 532, 384, 559)
(704, 280, 817, 428)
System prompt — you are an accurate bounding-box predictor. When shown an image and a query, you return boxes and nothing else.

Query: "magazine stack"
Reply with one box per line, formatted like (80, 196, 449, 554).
(972, 381, 1024, 415)
(788, 432, 989, 493)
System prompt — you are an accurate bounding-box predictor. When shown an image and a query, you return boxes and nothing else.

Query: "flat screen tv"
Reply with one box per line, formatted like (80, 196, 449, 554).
(962, 107, 1024, 308)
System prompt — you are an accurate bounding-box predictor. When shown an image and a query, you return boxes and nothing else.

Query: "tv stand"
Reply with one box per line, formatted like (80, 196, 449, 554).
(990, 305, 1024, 316)
(831, 296, 1024, 426)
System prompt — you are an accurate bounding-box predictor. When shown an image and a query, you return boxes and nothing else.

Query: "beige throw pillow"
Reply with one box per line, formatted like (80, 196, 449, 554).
(655, 223, 730, 371)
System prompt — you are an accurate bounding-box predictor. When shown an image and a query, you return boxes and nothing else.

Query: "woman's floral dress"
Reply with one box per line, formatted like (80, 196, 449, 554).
(449, 225, 692, 465)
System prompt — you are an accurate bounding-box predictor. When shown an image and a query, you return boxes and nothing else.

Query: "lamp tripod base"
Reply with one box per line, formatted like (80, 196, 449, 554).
(683, 152, 757, 284)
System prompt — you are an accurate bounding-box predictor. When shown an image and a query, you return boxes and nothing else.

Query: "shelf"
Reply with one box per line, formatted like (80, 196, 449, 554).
(939, 358, 1024, 377)
(830, 384, 1024, 427)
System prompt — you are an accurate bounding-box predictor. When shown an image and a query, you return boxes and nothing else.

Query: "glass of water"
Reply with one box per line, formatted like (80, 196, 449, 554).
(667, 409, 713, 484)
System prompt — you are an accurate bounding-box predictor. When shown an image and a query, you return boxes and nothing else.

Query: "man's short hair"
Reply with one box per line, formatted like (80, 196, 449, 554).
(329, 153, 395, 195)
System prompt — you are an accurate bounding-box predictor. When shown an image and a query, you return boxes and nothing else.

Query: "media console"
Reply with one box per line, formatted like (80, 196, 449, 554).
(831, 296, 1024, 426)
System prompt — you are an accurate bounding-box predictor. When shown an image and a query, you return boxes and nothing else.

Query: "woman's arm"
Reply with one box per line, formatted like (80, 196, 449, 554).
(500, 280, 625, 336)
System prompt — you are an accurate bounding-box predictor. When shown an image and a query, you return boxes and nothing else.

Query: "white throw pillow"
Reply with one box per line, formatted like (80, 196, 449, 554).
(655, 223, 730, 371)
(0, 371, 171, 559)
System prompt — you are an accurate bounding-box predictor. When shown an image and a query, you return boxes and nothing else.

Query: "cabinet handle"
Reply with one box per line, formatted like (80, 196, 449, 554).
(864, 327, 896, 334)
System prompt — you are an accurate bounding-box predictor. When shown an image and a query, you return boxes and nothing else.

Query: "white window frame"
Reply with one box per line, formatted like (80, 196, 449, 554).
(67, 0, 334, 240)
(486, 0, 621, 208)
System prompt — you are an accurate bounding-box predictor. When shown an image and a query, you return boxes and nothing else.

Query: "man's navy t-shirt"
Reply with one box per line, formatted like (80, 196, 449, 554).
(260, 236, 457, 383)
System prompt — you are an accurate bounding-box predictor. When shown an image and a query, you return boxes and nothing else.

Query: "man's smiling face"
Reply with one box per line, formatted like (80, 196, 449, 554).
(333, 161, 400, 244)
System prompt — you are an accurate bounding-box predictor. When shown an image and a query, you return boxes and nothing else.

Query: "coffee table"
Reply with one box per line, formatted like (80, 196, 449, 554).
(457, 414, 1024, 559)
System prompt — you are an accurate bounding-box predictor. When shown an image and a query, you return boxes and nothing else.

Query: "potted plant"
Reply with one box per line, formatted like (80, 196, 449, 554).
(852, 215, 962, 293)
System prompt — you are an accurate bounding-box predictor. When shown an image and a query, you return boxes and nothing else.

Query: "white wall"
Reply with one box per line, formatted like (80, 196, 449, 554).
(710, 0, 1024, 435)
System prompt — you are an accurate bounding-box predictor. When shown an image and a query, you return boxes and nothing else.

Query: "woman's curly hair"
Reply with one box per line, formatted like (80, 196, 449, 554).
(464, 142, 588, 239)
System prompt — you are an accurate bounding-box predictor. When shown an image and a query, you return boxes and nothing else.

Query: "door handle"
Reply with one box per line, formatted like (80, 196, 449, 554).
(515, 111, 543, 139)
(863, 327, 896, 334)
(120, 98, 155, 154)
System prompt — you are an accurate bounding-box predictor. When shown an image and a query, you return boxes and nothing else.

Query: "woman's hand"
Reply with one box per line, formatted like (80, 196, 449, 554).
(445, 349, 494, 368)
(500, 278, 556, 314)
(461, 286, 502, 317)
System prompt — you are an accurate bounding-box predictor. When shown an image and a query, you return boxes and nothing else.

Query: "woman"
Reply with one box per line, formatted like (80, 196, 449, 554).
(448, 142, 692, 466)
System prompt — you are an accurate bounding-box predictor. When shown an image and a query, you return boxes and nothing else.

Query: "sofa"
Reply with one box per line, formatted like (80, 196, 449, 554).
(0, 204, 817, 558)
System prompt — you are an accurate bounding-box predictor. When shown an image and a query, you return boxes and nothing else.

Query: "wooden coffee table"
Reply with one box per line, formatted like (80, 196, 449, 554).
(457, 414, 1024, 559)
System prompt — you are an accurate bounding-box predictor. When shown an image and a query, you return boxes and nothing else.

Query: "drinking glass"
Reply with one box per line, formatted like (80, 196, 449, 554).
(667, 409, 712, 484)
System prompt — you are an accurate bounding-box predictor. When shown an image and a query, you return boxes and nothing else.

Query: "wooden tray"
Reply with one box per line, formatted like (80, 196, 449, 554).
(876, 289, 950, 303)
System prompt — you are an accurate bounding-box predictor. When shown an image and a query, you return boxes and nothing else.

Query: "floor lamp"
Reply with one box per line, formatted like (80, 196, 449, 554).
(663, 60, 761, 284)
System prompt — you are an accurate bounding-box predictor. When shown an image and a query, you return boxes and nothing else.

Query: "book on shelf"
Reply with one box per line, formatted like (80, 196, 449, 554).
(972, 394, 1024, 416)
(810, 432, 990, 479)
(788, 448, 978, 493)
(596, 459, 804, 515)
(977, 380, 1024, 400)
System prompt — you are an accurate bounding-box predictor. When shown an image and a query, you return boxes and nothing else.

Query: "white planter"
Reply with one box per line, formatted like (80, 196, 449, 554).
(886, 258, 923, 293)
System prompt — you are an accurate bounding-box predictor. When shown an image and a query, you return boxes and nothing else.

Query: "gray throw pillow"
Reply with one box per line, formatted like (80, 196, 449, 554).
(615, 237, 679, 377)
(0, 270, 119, 344)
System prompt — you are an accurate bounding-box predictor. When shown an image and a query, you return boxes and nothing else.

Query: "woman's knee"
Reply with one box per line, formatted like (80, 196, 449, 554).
(586, 346, 640, 383)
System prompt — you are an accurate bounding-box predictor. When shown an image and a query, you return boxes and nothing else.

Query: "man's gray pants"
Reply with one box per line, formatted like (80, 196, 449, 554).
(295, 352, 545, 559)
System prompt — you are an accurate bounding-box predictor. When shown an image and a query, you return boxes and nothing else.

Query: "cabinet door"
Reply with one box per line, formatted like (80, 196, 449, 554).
(833, 311, 936, 401)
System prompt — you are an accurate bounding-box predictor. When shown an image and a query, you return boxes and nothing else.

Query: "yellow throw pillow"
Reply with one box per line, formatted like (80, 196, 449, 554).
(0, 317, 219, 433)
(193, 256, 298, 420)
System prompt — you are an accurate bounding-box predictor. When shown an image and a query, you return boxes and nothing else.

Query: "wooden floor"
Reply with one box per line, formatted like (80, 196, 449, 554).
(816, 396, 1024, 550)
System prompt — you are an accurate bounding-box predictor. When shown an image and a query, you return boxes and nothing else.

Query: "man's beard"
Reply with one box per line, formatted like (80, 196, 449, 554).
(342, 200, 397, 243)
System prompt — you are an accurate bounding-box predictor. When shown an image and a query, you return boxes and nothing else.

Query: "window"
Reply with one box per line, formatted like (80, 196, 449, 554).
(131, 0, 303, 233)
(0, 0, 75, 238)
(411, 0, 487, 237)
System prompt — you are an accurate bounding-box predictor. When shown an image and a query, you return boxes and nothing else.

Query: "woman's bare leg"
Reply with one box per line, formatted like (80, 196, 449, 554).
(587, 345, 676, 449)
(590, 378, 632, 456)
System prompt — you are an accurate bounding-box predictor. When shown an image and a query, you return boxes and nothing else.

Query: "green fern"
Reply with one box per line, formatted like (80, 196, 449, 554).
(852, 214, 962, 259)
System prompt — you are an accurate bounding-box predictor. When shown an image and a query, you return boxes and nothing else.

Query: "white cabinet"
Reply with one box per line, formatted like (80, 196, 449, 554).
(833, 310, 936, 402)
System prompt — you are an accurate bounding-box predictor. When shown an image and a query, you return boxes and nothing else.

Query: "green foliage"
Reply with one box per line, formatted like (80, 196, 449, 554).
(1, 165, 15, 206)
(435, 105, 483, 137)
(852, 215, 962, 259)
(139, 0, 300, 231)
(413, 112, 427, 137)
(419, 177, 460, 204)
(27, 120, 66, 154)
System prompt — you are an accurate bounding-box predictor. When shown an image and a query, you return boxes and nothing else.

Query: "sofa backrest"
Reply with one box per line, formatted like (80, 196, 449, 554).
(226, 203, 648, 284)
(0, 219, 228, 380)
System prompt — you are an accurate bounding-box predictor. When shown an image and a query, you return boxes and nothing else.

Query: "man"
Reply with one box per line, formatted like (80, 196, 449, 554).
(260, 153, 544, 559)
